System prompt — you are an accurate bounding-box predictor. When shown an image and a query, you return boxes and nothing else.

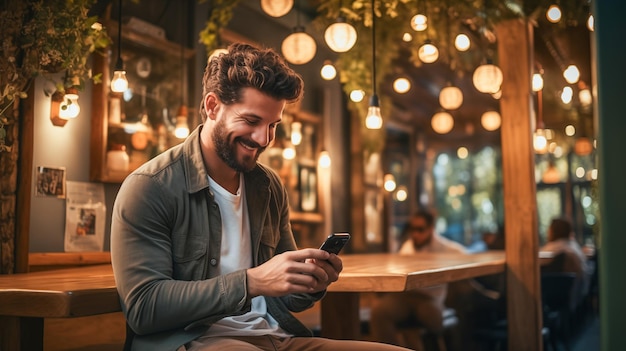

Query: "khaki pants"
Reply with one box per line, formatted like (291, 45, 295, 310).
(185, 335, 412, 351)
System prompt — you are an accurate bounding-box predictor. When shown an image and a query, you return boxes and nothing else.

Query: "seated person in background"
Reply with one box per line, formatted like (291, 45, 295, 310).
(111, 43, 410, 351)
(370, 209, 467, 350)
(540, 217, 591, 308)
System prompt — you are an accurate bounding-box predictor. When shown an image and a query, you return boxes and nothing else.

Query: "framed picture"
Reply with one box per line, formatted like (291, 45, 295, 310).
(298, 165, 317, 212)
(35, 166, 66, 198)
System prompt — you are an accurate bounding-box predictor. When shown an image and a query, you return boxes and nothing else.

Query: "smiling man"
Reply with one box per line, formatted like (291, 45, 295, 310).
(111, 43, 410, 351)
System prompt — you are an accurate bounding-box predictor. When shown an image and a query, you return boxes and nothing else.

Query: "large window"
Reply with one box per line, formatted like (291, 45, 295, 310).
(431, 144, 598, 249)
(432, 146, 503, 248)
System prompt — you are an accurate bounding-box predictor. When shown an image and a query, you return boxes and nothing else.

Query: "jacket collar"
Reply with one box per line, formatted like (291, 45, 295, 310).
(182, 124, 271, 207)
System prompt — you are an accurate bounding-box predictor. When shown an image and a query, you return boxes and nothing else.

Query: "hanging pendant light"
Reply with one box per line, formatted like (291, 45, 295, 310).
(365, 0, 382, 130)
(418, 39, 439, 63)
(290, 121, 302, 145)
(350, 89, 365, 102)
(282, 28, 316, 65)
(366, 96, 383, 129)
(318, 150, 331, 168)
(260, 0, 294, 17)
(410, 14, 428, 31)
(410, 0, 427, 32)
(320, 60, 337, 80)
(174, 1, 189, 139)
(393, 77, 411, 94)
(473, 59, 503, 94)
(281, 2, 316, 65)
(533, 89, 549, 154)
(532, 73, 544, 91)
(111, 0, 128, 93)
(563, 64, 580, 84)
(454, 33, 470, 51)
(431, 111, 454, 134)
(480, 111, 501, 131)
(546, 4, 562, 23)
(439, 84, 463, 110)
(324, 17, 357, 53)
(174, 106, 189, 139)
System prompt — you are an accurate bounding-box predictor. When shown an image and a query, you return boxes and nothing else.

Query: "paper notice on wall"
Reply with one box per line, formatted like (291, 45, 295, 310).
(64, 181, 106, 252)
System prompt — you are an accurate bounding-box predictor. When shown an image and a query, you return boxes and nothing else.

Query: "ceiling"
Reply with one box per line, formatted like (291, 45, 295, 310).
(96, 0, 594, 153)
(383, 22, 593, 152)
(300, 0, 595, 152)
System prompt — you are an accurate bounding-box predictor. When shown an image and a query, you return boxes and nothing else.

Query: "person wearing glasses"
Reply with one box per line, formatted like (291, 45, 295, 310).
(370, 209, 467, 349)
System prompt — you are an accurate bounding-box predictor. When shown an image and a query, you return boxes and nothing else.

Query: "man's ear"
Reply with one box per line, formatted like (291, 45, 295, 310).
(204, 93, 219, 121)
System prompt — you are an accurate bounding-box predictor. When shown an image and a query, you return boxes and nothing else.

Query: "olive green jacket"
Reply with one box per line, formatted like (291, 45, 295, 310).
(111, 125, 322, 351)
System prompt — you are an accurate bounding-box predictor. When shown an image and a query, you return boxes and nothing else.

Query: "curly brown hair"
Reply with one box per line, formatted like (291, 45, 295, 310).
(199, 43, 304, 122)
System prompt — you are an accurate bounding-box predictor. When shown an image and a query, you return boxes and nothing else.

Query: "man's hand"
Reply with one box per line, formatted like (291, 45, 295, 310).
(246, 248, 343, 297)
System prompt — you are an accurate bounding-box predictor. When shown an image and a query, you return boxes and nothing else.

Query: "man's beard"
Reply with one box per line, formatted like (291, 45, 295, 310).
(212, 119, 265, 172)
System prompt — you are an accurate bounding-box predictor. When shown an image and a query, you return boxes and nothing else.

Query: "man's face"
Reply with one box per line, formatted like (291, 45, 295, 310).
(408, 216, 434, 249)
(211, 88, 284, 172)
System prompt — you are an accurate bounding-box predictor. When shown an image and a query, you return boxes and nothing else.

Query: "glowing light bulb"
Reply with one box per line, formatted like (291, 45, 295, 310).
(563, 65, 580, 84)
(455, 34, 470, 51)
(350, 89, 365, 102)
(410, 14, 428, 31)
(532, 73, 544, 91)
(383, 174, 397, 192)
(318, 150, 331, 168)
(320, 62, 337, 80)
(59, 91, 80, 119)
(111, 70, 128, 93)
(290, 121, 302, 145)
(546, 4, 562, 23)
(418, 41, 439, 63)
(393, 78, 411, 94)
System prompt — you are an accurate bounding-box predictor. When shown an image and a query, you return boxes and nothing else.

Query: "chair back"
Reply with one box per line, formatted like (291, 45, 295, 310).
(541, 272, 577, 315)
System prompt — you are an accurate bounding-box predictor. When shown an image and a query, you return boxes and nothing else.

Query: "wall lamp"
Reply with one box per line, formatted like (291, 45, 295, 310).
(50, 87, 80, 127)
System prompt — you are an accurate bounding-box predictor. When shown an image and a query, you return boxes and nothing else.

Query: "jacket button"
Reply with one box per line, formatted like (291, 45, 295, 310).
(210, 258, 217, 266)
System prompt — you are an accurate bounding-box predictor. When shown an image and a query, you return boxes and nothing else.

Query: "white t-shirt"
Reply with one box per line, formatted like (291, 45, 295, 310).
(197, 175, 290, 339)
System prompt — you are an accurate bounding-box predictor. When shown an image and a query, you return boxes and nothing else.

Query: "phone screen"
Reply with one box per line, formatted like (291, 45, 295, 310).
(319, 233, 351, 255)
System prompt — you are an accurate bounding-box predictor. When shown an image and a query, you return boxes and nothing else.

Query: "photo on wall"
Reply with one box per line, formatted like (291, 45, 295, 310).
(35, 166, 66, 198)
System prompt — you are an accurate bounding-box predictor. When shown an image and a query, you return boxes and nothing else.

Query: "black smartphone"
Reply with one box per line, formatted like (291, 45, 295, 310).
(319, 233, 351, 255)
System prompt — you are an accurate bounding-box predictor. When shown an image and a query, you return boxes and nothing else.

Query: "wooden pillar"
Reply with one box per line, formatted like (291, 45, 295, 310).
(495, 19, 543, 351)
(593, 1, 626, 350)
(349, 110, 366, 252)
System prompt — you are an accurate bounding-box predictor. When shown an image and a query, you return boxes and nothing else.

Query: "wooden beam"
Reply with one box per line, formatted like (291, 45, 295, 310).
(495, 19, 543, 351)
(15, 84, 35, 274)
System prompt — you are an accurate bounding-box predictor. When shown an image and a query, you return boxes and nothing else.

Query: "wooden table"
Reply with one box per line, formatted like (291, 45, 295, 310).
(320, 251, 506, 339)
(0, 264, 119, 350)
(0, 252, 506, 348)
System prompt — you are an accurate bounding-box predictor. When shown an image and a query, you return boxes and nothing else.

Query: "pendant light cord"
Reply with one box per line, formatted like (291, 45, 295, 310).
(115, 0, 122, 70)
(537, 89, 543, 129)
(296, 0, 301, 28)
(371, 0, 376, 96)
(180, 1, 185, 107)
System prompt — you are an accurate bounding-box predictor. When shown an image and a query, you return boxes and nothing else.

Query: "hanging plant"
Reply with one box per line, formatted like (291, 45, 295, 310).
(198, 0, 240, 55)
(0, 0, 111, 150)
